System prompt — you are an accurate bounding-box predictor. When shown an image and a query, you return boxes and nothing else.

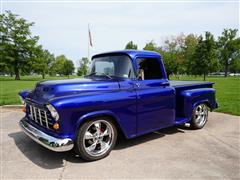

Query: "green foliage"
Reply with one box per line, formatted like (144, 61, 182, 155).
(230, 58, 240, 73)
(141, 30, 239, 79)
(191, 32, 219, 80)
(51, 55, 75, 77)
(63, 60, 75, 78)
(125, 41, 138, 50)
(218, 29, 240, 77)
(162, 35, 185, 78)
(77, 57, 89, 76)
(0, 11, 39, 80)
(143, 40, 158, 51)
(50, 55, 66, 76)
(32, 46, 55, 79)
(142, 33, 220, 80)
(182, 34, 199, 74)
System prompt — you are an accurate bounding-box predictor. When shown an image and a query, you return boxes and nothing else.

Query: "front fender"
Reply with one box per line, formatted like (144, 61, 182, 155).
(74, 110, 128, 138)
(49, 90, 137, 140)
(19, 90, 32, 100)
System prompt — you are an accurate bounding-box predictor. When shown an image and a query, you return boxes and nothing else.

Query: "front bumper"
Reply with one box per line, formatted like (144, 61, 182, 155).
(19, 118, 74, 152)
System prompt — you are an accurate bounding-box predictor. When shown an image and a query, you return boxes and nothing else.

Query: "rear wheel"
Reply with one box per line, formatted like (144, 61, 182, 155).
(190, 104, 209, 129)
(74, 117, 117, 161)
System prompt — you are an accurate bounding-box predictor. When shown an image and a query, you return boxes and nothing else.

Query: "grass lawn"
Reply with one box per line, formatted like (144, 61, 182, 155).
(0, 75, 77, 105)
(1, 75, 239, 116)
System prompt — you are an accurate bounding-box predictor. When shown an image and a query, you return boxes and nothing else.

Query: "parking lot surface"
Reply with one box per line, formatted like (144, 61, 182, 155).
(1, 108, 239, 179)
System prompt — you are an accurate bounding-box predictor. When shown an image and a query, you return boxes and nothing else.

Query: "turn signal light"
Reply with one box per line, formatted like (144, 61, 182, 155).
(22, 106, 26, 113)
(53, 122, 59, 130)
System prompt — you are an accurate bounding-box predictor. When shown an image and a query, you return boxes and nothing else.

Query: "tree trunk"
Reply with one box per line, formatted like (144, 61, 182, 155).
(42, 72, 45, 79)
(203, 73, 206, 81)
(67, 74, 70, 79)
(14, 68, 20, 80)
(224, 61, 228, 77)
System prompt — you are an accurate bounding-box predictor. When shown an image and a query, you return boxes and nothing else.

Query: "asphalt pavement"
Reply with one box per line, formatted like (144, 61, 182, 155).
(1, 108, 239, 179)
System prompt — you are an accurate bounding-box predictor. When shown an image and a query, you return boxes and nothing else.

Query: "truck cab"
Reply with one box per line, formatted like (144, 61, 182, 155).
(19, 50, 217, 161)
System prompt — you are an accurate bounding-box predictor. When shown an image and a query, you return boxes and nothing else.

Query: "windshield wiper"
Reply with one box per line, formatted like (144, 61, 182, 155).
(84, 72, 97, 77)
(84, 72, 112, 79)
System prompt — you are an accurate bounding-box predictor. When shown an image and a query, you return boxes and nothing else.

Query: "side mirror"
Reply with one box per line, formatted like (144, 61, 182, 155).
(138, 69, 145, 80)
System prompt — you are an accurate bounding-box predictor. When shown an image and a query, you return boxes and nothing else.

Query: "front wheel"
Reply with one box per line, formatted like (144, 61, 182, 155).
(190, 104, 209, 129)
(74, 118, 117, 161)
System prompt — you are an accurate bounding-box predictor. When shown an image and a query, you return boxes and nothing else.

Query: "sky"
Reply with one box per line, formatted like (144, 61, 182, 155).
(1, 0, 239, 67)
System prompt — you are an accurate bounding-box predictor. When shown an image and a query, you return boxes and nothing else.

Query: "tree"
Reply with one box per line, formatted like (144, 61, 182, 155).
(191, 32, 219, 81)
(32, 46, 55, 79)
(162, 35, 185, 78)
(51, 55, 66, 76)
(229, 58, 240, 73)
(218, 29, 239, 77)
(63, 60, 75, 78)
(182, 34, 199, 74)
(0, 11, 39, 80)
(125, 41, 138, 50)
(51, 55, 74, 77)
(77, 57, 89, 76)
(143, 40, 158, 51)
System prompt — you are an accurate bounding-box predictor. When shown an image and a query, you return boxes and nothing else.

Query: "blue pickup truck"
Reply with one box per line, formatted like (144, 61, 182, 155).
(19, 50, 217, 161)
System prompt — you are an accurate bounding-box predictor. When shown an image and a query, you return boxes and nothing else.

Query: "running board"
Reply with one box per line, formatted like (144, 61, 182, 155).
(175, 117, 190, 125)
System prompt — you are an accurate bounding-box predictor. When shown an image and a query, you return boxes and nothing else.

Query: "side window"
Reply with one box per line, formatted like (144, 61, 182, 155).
(136, 58, 163, 80)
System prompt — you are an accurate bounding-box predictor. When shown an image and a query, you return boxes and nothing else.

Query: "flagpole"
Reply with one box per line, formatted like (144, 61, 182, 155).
(88, 23, 90, 61)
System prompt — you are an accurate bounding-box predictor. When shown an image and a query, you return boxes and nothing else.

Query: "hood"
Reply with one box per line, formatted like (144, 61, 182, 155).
(27, 78, 120, 103)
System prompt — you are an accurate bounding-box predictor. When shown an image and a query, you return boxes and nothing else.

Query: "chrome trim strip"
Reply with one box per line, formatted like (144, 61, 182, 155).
(33, 107, 37, 123)
(44, 111, 49, 129)
(38, 109, 43, 126)
(30, 105, 33, 119)
(19, 118, 74, 152)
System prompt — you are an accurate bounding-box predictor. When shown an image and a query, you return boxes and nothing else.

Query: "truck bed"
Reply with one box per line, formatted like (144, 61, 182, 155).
(170, 80, 214, 89)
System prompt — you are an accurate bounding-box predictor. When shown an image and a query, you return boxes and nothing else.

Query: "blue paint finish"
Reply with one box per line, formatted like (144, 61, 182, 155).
(19, 50, 217, 143)
(179, 88, 217, 120)
(19, 90, 32, 99)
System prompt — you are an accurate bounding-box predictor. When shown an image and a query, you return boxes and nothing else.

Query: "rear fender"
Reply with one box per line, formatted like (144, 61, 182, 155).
(180, 88, 217, 120)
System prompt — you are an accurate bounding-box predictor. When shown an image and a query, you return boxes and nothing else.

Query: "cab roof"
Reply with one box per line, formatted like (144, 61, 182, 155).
(92, 50, 160, 60)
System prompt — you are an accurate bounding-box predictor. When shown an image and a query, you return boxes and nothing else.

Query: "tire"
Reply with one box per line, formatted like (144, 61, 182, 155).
(190, 104, 209, 130)
(74, 117, 117, 161)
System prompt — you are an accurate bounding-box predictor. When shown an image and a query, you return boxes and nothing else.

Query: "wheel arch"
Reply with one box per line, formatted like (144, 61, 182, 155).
(180, 88, 217, 120)
(75, 110, 127, 140)
(193, 100, 211, 110)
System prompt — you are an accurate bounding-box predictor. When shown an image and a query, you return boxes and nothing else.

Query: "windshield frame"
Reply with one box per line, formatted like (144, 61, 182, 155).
(89, 54, 137, 79)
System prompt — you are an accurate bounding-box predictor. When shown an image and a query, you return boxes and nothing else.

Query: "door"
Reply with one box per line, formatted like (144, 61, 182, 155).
(134, 57, 175, 134)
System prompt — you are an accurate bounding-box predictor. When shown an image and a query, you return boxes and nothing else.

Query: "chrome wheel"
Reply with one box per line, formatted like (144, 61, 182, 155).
(83, 120, 114, 157)
(193, 104, 208, 127)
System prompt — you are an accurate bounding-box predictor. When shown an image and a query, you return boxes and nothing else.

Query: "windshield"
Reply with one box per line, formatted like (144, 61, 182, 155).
(89, 55, 135, 78)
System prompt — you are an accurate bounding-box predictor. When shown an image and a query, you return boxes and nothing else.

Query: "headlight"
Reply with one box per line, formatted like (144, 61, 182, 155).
(18, 95, 25, 105)
(46, 104, 59, 121)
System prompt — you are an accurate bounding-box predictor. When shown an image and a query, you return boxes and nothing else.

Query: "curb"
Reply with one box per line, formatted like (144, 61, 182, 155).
(1, 105, 23, 109)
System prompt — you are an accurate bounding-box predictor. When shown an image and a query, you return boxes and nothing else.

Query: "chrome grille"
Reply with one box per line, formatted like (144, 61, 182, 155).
(28, 104, 53, 130)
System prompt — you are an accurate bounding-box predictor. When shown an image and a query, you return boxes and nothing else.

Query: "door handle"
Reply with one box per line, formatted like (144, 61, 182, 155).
(160, 82, 169, 86)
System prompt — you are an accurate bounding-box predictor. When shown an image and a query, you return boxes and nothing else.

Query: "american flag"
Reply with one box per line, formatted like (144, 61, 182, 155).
(88, 26, 93, 47)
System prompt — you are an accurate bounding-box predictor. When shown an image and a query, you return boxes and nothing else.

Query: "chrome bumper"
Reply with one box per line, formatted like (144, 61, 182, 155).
(19, 118, 74, 152)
